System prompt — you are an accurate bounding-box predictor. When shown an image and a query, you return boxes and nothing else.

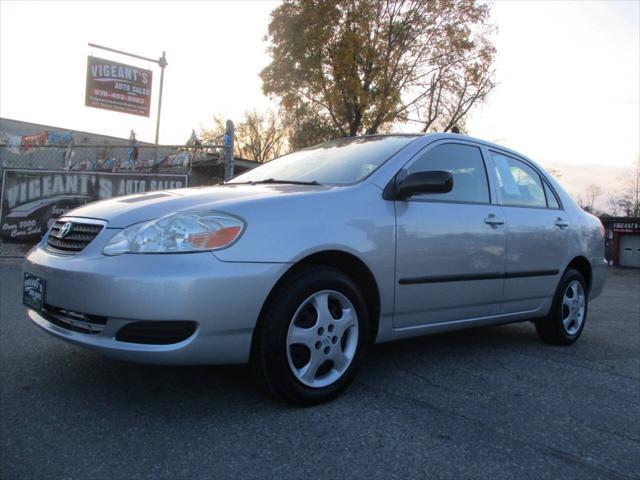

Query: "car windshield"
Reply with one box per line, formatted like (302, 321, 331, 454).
(227, 135, 419, 185)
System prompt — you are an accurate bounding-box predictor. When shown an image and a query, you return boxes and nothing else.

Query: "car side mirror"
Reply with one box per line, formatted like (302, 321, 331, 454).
(395, 171, 453, 200)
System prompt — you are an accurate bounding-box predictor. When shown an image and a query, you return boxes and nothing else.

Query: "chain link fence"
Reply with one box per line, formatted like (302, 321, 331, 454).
(0, 142, 229, 257)
(0, 142, 225, 173)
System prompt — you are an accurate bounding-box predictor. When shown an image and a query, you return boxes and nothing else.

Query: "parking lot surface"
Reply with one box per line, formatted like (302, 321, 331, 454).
(1, 259, 639, 480)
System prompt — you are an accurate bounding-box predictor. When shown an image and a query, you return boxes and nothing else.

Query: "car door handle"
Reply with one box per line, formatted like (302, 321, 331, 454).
(484, 214, 504, 227)
(555, 218, 570, 229)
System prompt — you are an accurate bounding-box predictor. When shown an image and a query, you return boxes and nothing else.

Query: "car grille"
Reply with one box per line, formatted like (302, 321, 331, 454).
(47, 220, 104, 254)
(41, 304, 107, 334)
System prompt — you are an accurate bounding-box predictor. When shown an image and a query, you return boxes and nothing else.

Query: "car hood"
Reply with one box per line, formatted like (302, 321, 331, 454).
(66, 183, 333, 228)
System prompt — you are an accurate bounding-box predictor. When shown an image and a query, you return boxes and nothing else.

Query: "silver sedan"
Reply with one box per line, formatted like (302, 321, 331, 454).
(22, 133, 607, 405)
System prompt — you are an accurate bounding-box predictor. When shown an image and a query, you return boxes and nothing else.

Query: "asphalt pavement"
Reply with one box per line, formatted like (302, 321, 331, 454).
(1, 259, 639, 480)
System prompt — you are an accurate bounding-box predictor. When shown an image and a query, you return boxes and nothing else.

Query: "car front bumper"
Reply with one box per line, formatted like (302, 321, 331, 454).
(23, 242, 289, 365)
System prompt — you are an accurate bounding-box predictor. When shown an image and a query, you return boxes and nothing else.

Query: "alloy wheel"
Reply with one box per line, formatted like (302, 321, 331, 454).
(562, 280, 585, 335)
(286, 290, 359, 388)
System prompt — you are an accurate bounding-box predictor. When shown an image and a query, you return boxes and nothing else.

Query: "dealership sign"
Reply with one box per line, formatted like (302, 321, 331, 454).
(612, 221, 640, 233)
(85, 56, 153, 117)
(0, 169, 187, 241)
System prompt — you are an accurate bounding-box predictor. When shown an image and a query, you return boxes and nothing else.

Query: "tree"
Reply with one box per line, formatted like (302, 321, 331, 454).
(236, 110, 288, 162)
(577, 184, 602, 214)
(605, 192, 620, 216)
(622, 157, 640, 217)
(200, 115, 228, 145)
(284, 103, 342, 150)
(604, 158, 640, 217)
(261, 0, 495, 142)
(201, 111, 288, 162)
(582, 184, 601, 213)
(546, 167, 563, 179)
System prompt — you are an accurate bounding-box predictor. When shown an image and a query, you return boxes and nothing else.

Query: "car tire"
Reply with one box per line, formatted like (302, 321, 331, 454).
(251, 266, 370, 406)
(535, 268, 588, 345)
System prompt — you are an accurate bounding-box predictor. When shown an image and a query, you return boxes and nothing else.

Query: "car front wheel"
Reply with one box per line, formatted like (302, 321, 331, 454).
(251, 266, 370, 406)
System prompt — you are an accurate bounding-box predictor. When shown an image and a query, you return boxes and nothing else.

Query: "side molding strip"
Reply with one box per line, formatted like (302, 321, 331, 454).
(505, 270, 560, 279)
(399, 269, 559, 285)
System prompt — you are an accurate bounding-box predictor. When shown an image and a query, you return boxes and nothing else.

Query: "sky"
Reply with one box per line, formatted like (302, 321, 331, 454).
(0, 0, 638, 204)
(465, 0, 639, 204)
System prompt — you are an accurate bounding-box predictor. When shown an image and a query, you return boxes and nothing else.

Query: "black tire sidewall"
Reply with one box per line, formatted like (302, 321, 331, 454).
(550, 269, 588, 344)
(257, 266, 370, 405)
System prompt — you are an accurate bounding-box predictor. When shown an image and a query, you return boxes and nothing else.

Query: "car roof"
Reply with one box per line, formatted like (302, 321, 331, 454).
(356, 132, 541, 169)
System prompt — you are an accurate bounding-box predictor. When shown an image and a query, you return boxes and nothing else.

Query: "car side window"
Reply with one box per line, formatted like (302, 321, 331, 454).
(491, 152, 546, 208)
(407, 143, 490, 203)
(544, 182, 560, 209)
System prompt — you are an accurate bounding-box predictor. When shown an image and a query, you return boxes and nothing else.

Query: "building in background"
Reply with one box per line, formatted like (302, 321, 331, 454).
(601, 217, 640, 268)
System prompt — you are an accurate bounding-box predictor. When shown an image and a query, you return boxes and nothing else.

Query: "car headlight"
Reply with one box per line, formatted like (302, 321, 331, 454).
(103, 211, 245, 255)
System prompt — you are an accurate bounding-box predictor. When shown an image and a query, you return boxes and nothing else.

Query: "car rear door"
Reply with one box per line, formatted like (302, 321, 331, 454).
(488, 150, 570, 314)
(393, 141, 506, 328)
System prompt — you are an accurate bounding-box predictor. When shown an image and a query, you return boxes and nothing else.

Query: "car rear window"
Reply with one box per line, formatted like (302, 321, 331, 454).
(492, 152, 546, 208)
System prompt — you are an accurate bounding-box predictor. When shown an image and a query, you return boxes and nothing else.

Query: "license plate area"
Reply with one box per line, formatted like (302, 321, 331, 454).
(23, 273, 45, 311)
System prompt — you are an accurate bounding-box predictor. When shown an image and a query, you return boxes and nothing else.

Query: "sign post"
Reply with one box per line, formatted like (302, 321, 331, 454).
(155, 52, 167, 145)
(224, 120, 235, 180)
(87, 43, 167, 145)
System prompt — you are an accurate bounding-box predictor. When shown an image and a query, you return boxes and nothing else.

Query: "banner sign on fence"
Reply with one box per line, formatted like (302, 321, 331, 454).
(85, 56, 153, 117)
(0, 169, 187, 241)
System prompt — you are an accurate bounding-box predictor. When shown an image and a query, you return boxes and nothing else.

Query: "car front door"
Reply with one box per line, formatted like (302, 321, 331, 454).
(489, 150, 570, 313)
(393, 141, 506, 329)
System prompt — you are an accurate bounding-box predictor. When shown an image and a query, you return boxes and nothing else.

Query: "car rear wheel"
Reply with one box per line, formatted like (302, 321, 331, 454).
(251, 266, 370, 406)
(535, 268, 588, 345)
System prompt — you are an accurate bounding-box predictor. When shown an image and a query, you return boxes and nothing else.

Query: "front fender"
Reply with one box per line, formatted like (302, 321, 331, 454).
(212, 184, 397, 341)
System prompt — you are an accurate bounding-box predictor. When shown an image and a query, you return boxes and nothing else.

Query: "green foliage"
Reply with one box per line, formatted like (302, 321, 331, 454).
(261, 0, 496, 140)
(284, 103, 343, 150)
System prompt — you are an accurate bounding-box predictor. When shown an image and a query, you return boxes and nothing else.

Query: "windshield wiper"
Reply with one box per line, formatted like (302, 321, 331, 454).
(230, 178, 321, 186)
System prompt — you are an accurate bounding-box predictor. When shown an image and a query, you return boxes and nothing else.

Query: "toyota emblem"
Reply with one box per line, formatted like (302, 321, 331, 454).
(58, 222, 73, 239)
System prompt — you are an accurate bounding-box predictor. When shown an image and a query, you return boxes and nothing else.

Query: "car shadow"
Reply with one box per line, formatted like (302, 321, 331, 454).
(47, 321, 540, 414)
